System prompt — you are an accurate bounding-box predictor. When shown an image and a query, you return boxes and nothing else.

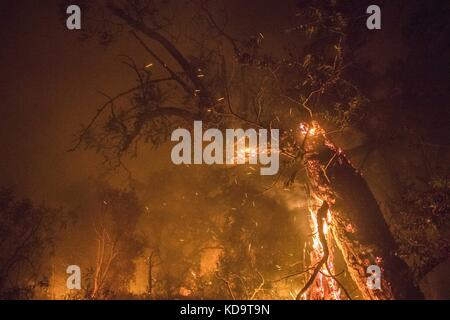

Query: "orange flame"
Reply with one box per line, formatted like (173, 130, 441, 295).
(302, 197, 341, 300)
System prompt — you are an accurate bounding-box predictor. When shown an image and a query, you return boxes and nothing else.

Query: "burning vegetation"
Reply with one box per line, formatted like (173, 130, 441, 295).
(1, 0, 449, 300)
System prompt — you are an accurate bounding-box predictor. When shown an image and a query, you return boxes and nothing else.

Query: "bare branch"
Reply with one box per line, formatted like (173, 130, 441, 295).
(68, 77, 173, 152)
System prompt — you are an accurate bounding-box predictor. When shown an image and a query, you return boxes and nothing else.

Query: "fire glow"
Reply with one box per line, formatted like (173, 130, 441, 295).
(170, 121, 280, 175)
(300, 197, 341, 300)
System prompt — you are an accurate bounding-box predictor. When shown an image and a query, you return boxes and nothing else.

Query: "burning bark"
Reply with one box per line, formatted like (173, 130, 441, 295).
(303, 125, 424, 299)
(297, 201, 339, 300)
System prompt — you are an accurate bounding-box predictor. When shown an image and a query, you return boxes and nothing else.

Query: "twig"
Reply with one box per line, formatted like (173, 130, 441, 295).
(215, 272, 236, 300)
(250, 270, 265, 300)
(270, 263, 319, 283)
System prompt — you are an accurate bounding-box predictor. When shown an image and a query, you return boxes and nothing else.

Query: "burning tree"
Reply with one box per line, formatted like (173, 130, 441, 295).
(68, 0, 431, 299)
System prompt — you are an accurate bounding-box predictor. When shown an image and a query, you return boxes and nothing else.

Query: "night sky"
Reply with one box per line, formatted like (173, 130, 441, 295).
(0, 0, 405, 203)
(1, 0, 156, 202)
(0, 0, 300, 203)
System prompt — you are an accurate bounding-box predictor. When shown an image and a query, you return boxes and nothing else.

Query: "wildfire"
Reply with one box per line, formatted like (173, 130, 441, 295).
(232, 135, 280, 164)
(301, 197, 341, 300)
(299, 122, 319, 137)
(236, 145, 259, 163)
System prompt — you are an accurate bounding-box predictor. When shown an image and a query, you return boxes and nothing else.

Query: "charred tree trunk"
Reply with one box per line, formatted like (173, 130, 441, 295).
(304, 131, 424, 300)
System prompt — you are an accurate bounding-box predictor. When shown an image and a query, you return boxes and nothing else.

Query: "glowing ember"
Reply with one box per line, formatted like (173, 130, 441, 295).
(299, 122, 318, 136)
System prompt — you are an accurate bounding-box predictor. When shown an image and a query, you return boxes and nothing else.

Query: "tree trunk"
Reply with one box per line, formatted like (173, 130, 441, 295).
(304, 131, 424, 299)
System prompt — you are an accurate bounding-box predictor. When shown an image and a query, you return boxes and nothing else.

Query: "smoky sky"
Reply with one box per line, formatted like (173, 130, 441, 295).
(0, 0, 411, 204)
(0, 0, 155, 202)
(0, 0, 300, 203)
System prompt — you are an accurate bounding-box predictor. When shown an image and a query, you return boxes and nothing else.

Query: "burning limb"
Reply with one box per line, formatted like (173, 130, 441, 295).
(320, 265, 352, 300)
(296, 197, 352, 300)
(296, 201, 330, 299)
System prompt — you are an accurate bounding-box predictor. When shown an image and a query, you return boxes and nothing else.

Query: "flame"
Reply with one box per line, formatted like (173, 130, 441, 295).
(236, 146, 259, 162)
(232, 135, 279, 164)
(301, 197, 341, 300)
(299, 122, 318, 136)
